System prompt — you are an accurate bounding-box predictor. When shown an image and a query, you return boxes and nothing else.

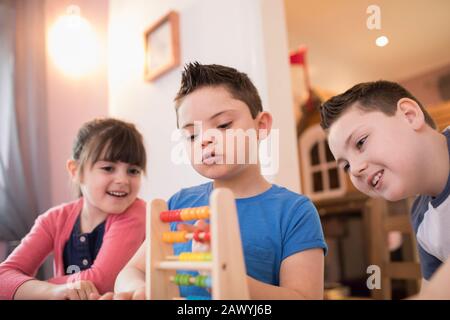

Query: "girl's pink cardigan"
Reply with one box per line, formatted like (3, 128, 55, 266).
(0, 198, 146, 299)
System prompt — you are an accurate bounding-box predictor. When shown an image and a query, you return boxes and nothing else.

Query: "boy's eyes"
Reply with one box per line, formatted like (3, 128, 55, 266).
(187, 134, 198, 142)
(355, 136, 367, 150)
(217, 121, 232, 129)
(343, 163, 350, 173)
(340, 135, 368, 173)
(184, 121, 232, 142)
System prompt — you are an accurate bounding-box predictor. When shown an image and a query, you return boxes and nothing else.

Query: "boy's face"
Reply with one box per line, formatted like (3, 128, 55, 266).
(177, 86, 269, 180)
(327, 102, 424, 201)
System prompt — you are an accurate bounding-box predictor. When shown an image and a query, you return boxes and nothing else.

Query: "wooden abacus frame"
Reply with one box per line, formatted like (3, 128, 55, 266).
(145, 188, 250, 299)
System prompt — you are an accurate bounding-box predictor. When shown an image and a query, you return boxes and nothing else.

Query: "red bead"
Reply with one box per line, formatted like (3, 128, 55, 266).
(160, 210, 183, 222)
(160, 211, 170, 222)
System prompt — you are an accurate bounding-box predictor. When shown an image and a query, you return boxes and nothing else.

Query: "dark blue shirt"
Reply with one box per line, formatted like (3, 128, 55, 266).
(411, 128, 450, 280)
(63, 215, 106, 275)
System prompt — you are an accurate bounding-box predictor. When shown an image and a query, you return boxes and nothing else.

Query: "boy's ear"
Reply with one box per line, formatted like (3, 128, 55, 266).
(255, 111, 273, 140)
(397, 98, 425, 130)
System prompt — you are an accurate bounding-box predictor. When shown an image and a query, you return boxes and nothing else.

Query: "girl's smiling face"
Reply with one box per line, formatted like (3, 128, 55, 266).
(76, 160, 142, 216)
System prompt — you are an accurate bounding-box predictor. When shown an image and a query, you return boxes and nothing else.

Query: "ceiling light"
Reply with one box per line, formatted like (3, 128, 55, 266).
(375, 36, 389, 47)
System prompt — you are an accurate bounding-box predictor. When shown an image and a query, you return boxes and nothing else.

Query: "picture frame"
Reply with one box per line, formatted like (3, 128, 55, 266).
(144, 11, 180, 81)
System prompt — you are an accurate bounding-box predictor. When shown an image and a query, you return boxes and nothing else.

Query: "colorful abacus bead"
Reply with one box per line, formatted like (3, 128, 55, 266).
(178, 252, 212, 261)
(193, 230, 211, 243)
(180, 208, 195, 221)
(162, 231, 187, 243)
(173, 274, 191, 286)
(160, 209, 181, 222)
(198, 206, 210, 219)
(180, 206, 210, 221)
(160, 206, 211, 222)
(194, 275, 212, 288)
(172, 274, 212, 288)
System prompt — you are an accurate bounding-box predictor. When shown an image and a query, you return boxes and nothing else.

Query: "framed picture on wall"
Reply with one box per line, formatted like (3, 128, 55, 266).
(144, 11, 180, 81)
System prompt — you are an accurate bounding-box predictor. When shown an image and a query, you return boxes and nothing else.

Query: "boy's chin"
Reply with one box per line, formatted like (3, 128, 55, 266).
(194, 164, 236, 180)
(368, 189, 407, 202)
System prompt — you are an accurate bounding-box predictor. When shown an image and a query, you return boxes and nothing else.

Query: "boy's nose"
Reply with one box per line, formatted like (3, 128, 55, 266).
(201, 134, 215, 147)
(350, 161, 368, 177)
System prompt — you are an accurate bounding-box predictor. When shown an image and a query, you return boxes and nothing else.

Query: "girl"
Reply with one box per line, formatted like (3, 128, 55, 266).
(0, 118, 147, 299)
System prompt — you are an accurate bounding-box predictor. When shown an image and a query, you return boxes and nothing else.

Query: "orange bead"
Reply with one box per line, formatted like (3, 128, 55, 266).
(162, 231, 187, 243)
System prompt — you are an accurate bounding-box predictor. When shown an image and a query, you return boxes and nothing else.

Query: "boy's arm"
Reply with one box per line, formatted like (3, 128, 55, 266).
(248, 248, 324, 299)
(89, 241, 147, 300)
(412, 260, 450, 299)
(419, 278, 429, 294)
(114, 241, 146, 293)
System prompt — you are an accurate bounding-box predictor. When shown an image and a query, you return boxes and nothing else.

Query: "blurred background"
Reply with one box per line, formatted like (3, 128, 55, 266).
(1, 0, 449, 299)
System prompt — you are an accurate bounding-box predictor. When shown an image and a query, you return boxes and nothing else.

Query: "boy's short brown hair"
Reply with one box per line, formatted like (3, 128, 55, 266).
(174, 62, 263, 124)
(320, 80, 437, 130)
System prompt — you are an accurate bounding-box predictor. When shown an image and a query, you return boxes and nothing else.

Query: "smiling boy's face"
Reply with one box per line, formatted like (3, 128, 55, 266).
(327, 101, 425, 201)
(177, 85, 269, 180)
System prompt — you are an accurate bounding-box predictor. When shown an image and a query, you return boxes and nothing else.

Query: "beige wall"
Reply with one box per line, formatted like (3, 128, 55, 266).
(43, 0, 301, 205)
(400, 63, 450, 108)
(108, 0, 300, 201)
(45, 0, 109, 205)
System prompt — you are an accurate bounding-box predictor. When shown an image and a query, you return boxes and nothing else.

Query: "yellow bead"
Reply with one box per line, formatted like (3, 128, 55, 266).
(177, 252, 212, 261)
(180, 209, 189, 221)
(199, 207, 210, 219)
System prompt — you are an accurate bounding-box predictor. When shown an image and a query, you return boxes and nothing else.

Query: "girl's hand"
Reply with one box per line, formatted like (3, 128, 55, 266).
(50, 280, 99, 300)
(89, 286, 146, 300)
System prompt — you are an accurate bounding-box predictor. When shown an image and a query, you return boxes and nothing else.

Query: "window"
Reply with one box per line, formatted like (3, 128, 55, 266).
(299, 124, 346, 200)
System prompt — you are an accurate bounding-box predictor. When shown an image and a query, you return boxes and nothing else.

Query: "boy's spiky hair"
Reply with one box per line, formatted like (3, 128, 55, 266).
(320, 80, 436, 130)
(174, 62, 263, 120)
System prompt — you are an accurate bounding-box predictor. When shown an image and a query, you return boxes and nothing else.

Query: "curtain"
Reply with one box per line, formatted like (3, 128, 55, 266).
(0, 0, 50, 243)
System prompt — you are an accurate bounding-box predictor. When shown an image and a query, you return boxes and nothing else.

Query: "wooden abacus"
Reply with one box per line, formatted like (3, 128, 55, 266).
(145, 188, 250, 300)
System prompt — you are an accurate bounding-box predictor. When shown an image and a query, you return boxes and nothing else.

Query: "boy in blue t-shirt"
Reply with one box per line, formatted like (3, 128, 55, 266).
(107, 62, 327, 300)
(168, 62, 326, 299)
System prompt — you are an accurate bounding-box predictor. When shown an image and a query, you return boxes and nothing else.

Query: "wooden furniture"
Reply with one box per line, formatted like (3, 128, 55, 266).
(316, 193, 371, 295)
(145, 188, 249, 300)
(317, 194, 422, 299)
(428, 101, 450, 131)
(366, 198, 422, 300)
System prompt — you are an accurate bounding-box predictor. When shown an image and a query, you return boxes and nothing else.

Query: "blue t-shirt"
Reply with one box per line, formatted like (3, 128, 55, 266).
(411, 129, 450, 280)
(168, 182, 328, 297)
